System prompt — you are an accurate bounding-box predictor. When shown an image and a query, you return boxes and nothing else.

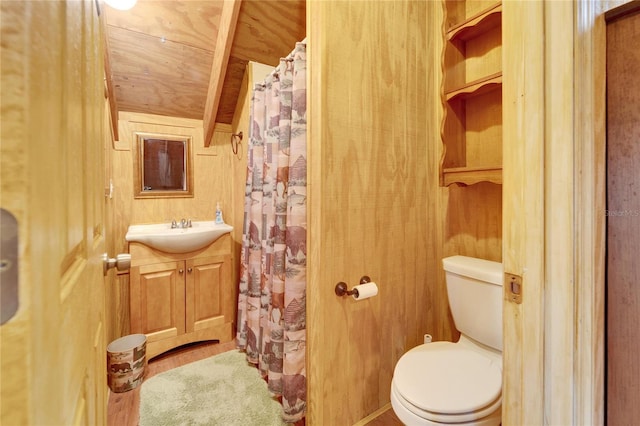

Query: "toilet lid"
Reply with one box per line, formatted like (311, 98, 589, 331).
(393, 343, 502, 415)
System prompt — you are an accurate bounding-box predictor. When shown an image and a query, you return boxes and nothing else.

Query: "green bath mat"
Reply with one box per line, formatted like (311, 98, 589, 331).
(139, 349, 287, 426)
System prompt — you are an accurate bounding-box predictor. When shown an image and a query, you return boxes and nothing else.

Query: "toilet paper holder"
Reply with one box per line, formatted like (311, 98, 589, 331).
(335, 276, 371, 297)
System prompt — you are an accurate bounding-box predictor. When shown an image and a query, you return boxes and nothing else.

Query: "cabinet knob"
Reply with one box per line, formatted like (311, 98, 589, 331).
(179, 269, 184, 274)
(188, 267, 193, 273)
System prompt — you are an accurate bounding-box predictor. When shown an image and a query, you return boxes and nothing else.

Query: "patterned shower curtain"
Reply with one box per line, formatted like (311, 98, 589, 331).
(236, 42, 307, 422)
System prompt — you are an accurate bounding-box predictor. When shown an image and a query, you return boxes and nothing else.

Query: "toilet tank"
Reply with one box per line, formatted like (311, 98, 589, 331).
(442, 255, 503, 351)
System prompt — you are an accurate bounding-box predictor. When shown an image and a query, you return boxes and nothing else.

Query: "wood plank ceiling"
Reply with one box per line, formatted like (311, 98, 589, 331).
(103, 0, 305, 141)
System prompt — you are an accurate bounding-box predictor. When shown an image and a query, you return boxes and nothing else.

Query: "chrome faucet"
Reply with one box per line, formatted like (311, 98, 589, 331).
(171, 218, 192, 229)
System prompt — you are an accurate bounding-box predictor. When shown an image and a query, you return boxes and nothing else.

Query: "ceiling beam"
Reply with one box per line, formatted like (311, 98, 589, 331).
(203, 0, 242, 147)
(101, 13, 119, 140)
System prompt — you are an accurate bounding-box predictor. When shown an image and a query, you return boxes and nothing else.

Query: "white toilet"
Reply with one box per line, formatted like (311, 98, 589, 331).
(391, 255, 503, 426)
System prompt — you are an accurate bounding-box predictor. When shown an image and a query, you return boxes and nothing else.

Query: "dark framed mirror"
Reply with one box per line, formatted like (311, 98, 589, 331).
(133, 133, 193, 198)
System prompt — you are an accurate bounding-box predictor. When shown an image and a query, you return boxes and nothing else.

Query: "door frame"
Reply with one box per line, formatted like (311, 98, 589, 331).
(503, 1, 627, 424)
(573, 1, 629, 424)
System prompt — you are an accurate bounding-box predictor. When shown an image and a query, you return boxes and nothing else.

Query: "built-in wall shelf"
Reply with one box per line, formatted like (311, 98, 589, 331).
(445, 72, 502, 102)
(446, 3, 502, 42)
(442, 166, 502, 187)
(440, 0, 503, 187)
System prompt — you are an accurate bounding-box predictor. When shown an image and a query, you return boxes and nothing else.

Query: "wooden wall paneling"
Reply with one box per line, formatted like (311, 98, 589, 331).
(209, 128, 236, 335)
(103, 0, 306, 126)
(231, 0, 306, 66)
(215, 56, 249, 124)
(110, 112, 232, 340)
(107, 27, 212, 119)
(113, 273, 131, 338)
(502, 1, 545, 424)
(112, 147, 133, 255)
(444, 182, 502, 263)
(606, 5, 640, 424)
(102, 13, 119, 140)
(103, 0, 222, 51)
(463, 25, 502, 84)
(307, 0, 431, 424)
(304, 2, 327, 410)
(440, 98, 465, 171)
(104, 95, 121, 346)
(114, 112, 223, 234)
(464, 89, 502, 168)
(104, 0, 227, 124)
(433, 2, 457, 345)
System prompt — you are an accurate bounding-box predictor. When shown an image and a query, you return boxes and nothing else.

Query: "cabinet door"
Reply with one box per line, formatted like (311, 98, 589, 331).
(185, 255, 232, 333)
(130, 261, 186, 342)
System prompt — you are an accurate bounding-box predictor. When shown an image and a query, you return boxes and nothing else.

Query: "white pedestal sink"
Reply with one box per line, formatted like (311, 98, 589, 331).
(125, 221, 233, 253)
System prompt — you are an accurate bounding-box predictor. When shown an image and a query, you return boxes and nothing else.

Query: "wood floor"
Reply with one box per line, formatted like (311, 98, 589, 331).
(107, 339, 403, 426)
(363, 409, 403, 426)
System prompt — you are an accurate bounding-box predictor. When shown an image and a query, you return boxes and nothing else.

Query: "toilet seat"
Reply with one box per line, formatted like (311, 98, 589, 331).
(392, 342, 502, 424)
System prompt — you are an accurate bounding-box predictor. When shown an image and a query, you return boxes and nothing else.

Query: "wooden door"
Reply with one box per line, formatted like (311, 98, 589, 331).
(501, 1, 546, 424)
(606, 4, 640, 424)
(0, 1, 107, 425)
(130, 261, 185, 341)
(186, 254, 232, 332)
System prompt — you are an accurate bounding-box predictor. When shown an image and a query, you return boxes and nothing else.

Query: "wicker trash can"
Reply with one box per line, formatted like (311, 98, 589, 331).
(107, 334, 147, 393)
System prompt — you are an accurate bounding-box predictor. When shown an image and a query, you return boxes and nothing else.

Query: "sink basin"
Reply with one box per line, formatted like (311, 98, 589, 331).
(125, 221, 233, 253)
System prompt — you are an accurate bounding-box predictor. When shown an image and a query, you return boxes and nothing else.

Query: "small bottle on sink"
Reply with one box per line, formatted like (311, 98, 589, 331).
(215, 202, 224, 224)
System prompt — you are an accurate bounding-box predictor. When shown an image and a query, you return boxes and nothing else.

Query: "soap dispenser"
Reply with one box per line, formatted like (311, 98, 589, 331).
(215, 202, 224, 224)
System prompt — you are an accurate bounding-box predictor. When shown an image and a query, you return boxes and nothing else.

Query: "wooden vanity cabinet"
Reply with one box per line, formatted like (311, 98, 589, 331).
(440, 1, 503, 186)
(129, 235, 234, 359)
